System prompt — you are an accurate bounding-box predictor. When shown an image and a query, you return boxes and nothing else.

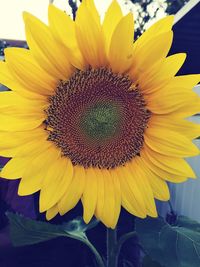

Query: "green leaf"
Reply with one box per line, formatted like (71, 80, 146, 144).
(6, 212, 98, 247)
(136, 216, 200, 267)
(7, 213, 105, 267)
(176, 216, 200, 232)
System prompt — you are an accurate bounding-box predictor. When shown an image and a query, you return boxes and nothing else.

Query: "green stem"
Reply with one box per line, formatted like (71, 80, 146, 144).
(81, 227, 137, 267)
(107, 228, 118, 267)
(116, 231, 137, 256)
(168, 200, 175, 214)
(84, 238, 105, 267)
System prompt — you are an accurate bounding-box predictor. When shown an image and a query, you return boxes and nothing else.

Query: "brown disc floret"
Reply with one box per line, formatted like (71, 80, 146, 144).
(45, 68, 150, 169)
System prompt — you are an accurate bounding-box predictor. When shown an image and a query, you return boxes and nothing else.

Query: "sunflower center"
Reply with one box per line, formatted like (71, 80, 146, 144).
(80, 102, 121, 142)
(45, 68, 150, 169)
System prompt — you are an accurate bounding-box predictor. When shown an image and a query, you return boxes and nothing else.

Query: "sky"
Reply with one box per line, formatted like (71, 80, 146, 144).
(0, 0, 166, 40)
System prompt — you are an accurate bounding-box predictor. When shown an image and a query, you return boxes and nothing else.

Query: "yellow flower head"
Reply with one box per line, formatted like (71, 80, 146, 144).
(0, 0, 200, 229)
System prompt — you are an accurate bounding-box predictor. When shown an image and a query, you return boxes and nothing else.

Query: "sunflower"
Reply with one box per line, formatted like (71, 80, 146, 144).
(0, 0, 200, 229)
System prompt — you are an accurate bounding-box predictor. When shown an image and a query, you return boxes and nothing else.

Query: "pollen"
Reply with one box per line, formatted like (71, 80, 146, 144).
(45, 68, 150, 169)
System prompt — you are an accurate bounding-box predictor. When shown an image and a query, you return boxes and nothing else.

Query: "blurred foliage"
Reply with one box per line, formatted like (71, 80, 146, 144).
(69, 0, 80, 20)
(0, 40, 8, 56)
(166, 0, 189, 14)
(126, 0, 189, 38)
(68, 0, 189, 38)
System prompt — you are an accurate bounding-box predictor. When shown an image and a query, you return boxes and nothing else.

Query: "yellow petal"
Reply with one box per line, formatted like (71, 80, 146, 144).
(133, 16, 174, 52)
(1, 157, 30, 179)
(109, 13, 134, 73)
(141, 162, 170, 201)
(95, 168, 105, 219)
(82, 168, 98, 223)
(140, 150, 188, 183)
(139, 53, 186, 94)
(169, 98, 200, 118)
(0, 61, 44, 100)
(155, 74, 200, 94)
(46, 205, 59, 220)
(4, 48, 56, 96)
(18, 145, 61, 195)
(128, 160, 157, 217)
(0, 104, 45, 117)
(95, 168, 121, 228)
(110, 169, 121, 228)
(146, 88, 200, 115)
(18, 165, 46, 195)
(131, 31, 173, 79)
(48, 4, 85, 69)
(145, 128, 199, 157)
(144, 144, 196, 178)
(170, 74, 200, 90)
(102, 0, 123, 55)
(147, 74, 200, 99)
(0, 91, 47, 111)
(39, 157, 73, 212)
(58, 165, 85, 215)
(0, 133, 51, 158)
(14, 138, 51, 157)
(75, 1, 107, 67)
(100, 169, 116, 228)
(116, 166, 147, 218)
(135, 154, 170, 200)
(84, 0, 100, 26)
(0, 114, 44, 132)
(0, 126, 46, 146)
(23, 12, 72, 80)
(149, 115, 200, 139)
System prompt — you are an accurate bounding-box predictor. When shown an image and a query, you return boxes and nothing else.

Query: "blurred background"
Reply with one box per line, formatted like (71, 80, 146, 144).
(0, 0, 200, 266)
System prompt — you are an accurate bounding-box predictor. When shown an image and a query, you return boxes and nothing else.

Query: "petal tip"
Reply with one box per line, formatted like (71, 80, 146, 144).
(22, 11, 31, 22)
